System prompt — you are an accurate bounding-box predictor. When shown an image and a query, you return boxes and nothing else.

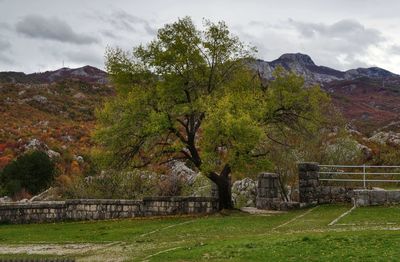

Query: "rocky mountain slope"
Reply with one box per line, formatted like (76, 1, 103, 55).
(255, 53, 398, 84)
(0, 65, 108, 85)
(256, 53, 400, 134)
(0, 66, 114, 173)
(1, 56, 400, 173)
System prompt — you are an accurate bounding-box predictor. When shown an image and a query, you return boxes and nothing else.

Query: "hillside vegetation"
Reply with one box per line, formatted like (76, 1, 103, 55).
(0, 73, 114, 191)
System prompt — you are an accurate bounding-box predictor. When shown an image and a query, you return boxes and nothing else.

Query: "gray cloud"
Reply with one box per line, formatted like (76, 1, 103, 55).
(285, 19, 385, 69)
(390, 45, 400, 55)
(0, 0, 399, 74)
(63, 50, 103, 66)
(16, 15, 99, 45)
(289, 19, 383, 46)
(115, 10, 156, 35)
(0, 39, 10, 50)
(0, 22, 11, 31)
(0, 38, 12, 64)
(94, 10, 156, 36)
(101, 29, 118, 39)
(0, 53, 12, 64)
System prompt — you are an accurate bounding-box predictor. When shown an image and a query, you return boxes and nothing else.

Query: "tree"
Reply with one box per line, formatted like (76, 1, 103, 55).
(95, 17, 329, 209)
(0, 150, 56, 196)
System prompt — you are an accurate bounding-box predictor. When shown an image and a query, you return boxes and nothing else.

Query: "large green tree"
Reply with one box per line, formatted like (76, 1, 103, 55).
(95, 17, 329, 209)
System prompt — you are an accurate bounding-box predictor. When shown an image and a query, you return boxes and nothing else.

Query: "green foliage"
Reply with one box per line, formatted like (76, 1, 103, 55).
(63, 169, 196, 199)
(0, 150, 56, 196)
(96, 16, 331, 183)
(181, 174, 214, 197)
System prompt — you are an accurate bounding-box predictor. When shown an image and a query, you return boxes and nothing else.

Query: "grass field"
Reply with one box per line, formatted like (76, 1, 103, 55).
(1, 204, 400, 261)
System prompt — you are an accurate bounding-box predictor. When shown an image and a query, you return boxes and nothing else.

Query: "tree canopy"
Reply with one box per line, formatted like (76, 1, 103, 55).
(95, 17, 330, 208)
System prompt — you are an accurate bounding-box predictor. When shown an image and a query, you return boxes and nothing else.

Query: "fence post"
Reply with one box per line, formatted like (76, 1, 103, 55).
(363, 164, 366, 189)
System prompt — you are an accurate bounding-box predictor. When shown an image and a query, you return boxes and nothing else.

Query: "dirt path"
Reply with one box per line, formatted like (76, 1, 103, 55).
(0, 243, 117, 256)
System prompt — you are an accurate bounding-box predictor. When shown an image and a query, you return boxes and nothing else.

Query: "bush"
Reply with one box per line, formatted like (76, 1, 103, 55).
(62, 170, 158, 199)
(0, 150, 56, 197)
(61, 170, 205, 199)
(181, 174, 214, 197)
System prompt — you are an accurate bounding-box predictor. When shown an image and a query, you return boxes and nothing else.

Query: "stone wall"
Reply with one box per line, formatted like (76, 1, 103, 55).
(298, 162, 353, 205)
(354, 189, 400, 206)
(0, 201, 66, 224)
(318, 186, 354, 203)
(66, 199, 143, 221)
(0, 197, 218, 224)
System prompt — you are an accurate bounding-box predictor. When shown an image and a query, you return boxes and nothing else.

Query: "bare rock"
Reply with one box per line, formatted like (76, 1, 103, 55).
(169, 160, 198, 185)
(73, 92, 86, 99)
(369, 131, 400, 146)
(29, 187, 61, 202)
(32, 95, 48, 104)
(74, 155, 84, 163)
(24, 138, 60, 159)
(0, 196, 12, 203)
(232, 177, 257, 207)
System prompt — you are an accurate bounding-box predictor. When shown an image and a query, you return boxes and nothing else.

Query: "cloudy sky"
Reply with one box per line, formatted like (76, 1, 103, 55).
(0, 0, 400, 73)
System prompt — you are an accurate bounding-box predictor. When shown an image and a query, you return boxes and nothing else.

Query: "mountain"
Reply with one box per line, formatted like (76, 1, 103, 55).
(1, 57, 400, 172)
(255, 53, 399, 84)
(0, 65, 108, 84)
(0, 66, 113, 171)
(256, 53, 400, 134)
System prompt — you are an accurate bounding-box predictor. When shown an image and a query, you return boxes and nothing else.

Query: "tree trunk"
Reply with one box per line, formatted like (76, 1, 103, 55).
(215, 175, 233, 209)
(208, 165, 233, 210)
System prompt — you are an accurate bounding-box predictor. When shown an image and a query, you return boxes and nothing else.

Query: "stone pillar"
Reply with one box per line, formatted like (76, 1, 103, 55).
(298, 162, 320, 205)
(211, 182, 219, 199)
(256, 173, 281, 209)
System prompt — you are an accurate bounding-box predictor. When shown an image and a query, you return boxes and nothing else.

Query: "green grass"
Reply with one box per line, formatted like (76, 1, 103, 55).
(340, 205, 400, 225)
(1, 204, 400, 261)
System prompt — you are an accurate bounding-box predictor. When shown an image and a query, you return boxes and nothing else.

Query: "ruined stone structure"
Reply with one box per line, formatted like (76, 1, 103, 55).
(299, 162, 355, 205)
(298, 162, 321, 204)
(298, 162, 400, 206)
(256, 173, 281, 209)
(0, 197, 218, 224)
(256, 173, 299, 210)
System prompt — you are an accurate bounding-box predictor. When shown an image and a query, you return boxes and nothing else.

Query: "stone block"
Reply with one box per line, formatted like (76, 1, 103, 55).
(370, 190, 387, 205)
(387, 191, 400, 204)
(354, 190, 370, 207)
(298, 162, 319, 172)
(320, 186, 331, 197)
(279, 202, 300, 211)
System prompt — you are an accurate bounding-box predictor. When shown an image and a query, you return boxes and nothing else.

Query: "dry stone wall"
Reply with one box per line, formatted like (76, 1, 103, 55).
(354, 189, 400, 206)
(0, 197, 218, 224)
(298, 162, 353, 205)
(299, 163, 400, 206)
